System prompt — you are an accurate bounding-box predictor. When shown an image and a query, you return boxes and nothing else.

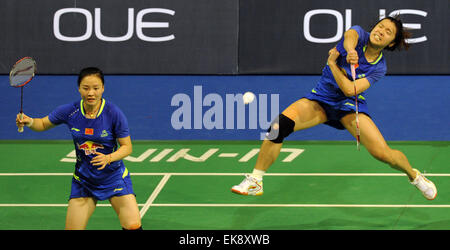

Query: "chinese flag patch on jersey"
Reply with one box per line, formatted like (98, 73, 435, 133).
(85, 128, 94, 135)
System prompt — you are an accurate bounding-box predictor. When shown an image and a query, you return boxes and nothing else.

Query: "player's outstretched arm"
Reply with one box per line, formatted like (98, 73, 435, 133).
(16, 114, 55, 132)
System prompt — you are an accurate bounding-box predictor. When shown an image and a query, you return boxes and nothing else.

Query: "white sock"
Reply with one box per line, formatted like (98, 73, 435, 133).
(250, 169, 265, 180)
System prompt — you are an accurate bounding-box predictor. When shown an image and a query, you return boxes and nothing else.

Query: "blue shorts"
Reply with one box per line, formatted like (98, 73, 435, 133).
(304, 92, 370, 130)
(70, 169, 135, 201)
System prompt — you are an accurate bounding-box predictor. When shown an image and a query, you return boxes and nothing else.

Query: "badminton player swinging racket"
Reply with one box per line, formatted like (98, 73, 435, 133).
(231, 16, 437, 201)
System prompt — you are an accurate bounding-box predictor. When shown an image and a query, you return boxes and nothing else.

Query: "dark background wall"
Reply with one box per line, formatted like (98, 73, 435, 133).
(0, 0, 448, 141)
(0, 0, 448, 74)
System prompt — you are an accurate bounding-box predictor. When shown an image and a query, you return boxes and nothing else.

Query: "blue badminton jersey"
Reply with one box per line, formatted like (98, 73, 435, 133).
(309, 25, 387, 109)
(48, 99, 130, 187)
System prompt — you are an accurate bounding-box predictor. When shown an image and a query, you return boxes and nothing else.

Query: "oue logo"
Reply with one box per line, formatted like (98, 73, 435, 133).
(53, 8, 175, 42)
(303, 9, 427, 44)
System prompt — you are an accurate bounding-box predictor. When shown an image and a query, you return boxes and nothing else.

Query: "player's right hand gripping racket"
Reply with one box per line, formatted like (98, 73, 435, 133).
(9, 57, 37, 133)
(350, 64, 360, 151)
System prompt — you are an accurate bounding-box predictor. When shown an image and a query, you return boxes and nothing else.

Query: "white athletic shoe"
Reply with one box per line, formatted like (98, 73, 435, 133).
(231, 175, 263, 196)
(410, 169, 437, 200)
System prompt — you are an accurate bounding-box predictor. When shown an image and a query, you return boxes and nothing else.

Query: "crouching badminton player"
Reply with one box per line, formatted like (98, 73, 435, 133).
(231, 16, 437, 200)
(16, 67, 142, 230)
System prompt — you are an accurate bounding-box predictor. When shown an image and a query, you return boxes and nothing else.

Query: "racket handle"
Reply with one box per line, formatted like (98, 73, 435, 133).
(355, 121, 360, 151)
(351, 64, 356, 81)
(356, 126, 361, 151)
(18, 112, 24, 133)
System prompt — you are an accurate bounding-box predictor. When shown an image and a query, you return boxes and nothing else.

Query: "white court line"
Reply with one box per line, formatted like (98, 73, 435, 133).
(0, 204, 145, 207)
(151, 204, 450, 208)
(0, 173, 73, 176)
(139, 174, 171, 219)
(0, 172, 449, 177)
(1, 203, 450, 208)
(1, 172, 449, 214)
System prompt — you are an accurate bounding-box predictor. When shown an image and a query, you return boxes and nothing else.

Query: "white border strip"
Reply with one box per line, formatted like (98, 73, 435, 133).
(0, 204, 146, 207)
(1, 203, 449, 208)
(151, 204, 450, 208)
(2, 173, 449, 212)
(0, 172, 449, 177)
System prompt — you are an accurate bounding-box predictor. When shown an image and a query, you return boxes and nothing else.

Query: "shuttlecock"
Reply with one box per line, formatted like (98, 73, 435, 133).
(243, 92, 256, 104)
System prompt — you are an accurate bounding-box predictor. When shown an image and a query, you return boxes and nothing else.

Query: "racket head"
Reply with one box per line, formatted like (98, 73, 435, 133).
(9, 57, 37, 88)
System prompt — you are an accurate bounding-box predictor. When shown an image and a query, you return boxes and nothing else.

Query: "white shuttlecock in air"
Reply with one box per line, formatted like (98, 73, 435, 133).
(243, 91, 256, 104)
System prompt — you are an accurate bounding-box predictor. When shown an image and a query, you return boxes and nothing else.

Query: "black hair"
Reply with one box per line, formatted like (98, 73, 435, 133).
(77, 67, 104, 86)
(372, 15, 411, 51)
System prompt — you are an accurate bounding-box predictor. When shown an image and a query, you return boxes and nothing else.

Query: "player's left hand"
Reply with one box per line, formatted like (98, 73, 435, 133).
(327, 47, 340, 65)
(91, 151, 111, 170)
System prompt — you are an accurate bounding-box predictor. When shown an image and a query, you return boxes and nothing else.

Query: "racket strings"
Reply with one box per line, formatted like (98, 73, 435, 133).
(9, 58, 36, 87)
(10, 57, 36, 133)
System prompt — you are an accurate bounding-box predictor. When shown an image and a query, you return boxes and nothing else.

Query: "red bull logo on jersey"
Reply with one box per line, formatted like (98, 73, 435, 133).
(77, 141, 104, 155)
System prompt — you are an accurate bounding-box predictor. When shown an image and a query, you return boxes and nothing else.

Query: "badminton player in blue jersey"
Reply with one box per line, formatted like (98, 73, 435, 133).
(16, 67, 142, 230)
(232, 16, 437, 200)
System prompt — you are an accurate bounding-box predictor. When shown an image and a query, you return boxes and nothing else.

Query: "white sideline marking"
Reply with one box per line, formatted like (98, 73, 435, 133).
(0, 172, 449, 177)
(0, 204, 145, 207)
(1, 172, 448, 214)
(1, 203, 449, 208)
(139, 174, 171, 218)
(151, 204, 450, 208)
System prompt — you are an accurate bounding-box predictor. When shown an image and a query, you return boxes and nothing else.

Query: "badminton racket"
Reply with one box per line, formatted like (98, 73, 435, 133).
(351, 64, 360, 151)
(9, 57, 37, 133)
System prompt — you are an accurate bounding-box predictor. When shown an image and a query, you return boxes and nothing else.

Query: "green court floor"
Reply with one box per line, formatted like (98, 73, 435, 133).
(0, 140, 448, 230)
